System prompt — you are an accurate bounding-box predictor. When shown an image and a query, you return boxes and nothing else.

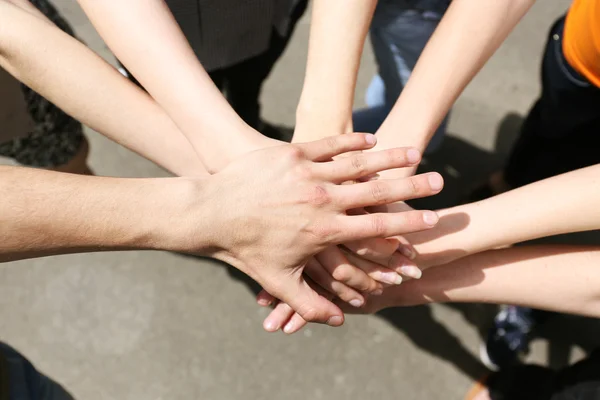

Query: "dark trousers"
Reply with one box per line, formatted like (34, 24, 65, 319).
(487, 349, 600, 400)
(504, 16, 600, 188)
(210, 0, 308, 130)
(121, 0, 308, 131)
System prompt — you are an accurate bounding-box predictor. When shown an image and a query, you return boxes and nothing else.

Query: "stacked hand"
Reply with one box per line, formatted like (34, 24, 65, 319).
(191, 133, 444, 327)
(254, 195, 466, 334)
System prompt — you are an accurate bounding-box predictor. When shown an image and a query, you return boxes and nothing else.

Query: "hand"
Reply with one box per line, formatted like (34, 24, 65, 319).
(183, 134, 442, 327)
(257, 274, 415, 333)
(256, 202, 449, 334)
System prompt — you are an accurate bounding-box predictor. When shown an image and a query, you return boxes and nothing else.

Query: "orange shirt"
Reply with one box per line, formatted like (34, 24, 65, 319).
(563, 0, 600, 87)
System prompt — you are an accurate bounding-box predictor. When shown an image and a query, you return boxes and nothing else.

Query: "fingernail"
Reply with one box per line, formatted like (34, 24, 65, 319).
(423, 211, 439, 226)
(264, 320, 278, 332)
(349, 299, 363, 308)
(380, 272, 403, 285)
(398, 246, 416, 260)
(283, 320, 295, 334)
(372, 288, 384, 296)
(327, 316, 344, 327)
(428, 173, 444, 191)
(365, 134, 377, 145)
(400, 266, 422, 280)
(257, 299, 272, 306)
(407, 148, 421, 164)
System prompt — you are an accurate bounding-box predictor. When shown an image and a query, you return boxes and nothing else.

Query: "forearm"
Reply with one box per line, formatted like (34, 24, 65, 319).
(374, 0, 535, 177)
(0, 0, 204, 176)
(410, 164, 600, 266)
(0, 166, 214, 262)
(391, 245, 600, 318)
(295, 0, 377, 142)
(76, 0, 272, 172)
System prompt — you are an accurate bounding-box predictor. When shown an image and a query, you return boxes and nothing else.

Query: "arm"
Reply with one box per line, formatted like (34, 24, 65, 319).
(75, 0, 275, 173)
(0, 0, 204, 176)
(0, 134, 441, 326)
(373, 0, 535, 177)
(403, 164, 600, 269)
(366, 245, 600, 318)
(294, 0, 377, 142)
(259, 163, 600, 332)
(0, 166, 214, 262)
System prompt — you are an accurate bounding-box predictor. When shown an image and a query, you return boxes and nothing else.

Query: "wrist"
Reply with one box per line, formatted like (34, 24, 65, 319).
(204, 126, 280, 173)
(373, 108, 433, 155)
(412, 204, 489, 268)
(295, 98, 353, 142)
(150, 177, 222, 256)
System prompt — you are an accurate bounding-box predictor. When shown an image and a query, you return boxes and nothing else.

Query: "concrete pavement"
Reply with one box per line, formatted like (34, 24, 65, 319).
(2, 1, 597, 399)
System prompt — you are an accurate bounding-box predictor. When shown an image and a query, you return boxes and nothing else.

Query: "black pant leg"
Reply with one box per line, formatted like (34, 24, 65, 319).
(504, 16, 600, 188)
(223, 0, 309, 129)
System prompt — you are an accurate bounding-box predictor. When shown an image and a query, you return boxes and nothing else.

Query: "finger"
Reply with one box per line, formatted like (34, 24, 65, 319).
(296, 133, 377, 161)
(316, 246, 382, 294)
(313, 147, 421, 183)
(345, 249, 424, 284)
(342, 239, 421, 279)
(333, 210, 439, 242)
(283, 275, 338, 334)
(282, 312, 309, 335)
(332, 173, 444, 210)
(267, 274, 344, 327)
(263, 301, 295, 332)
(396, 240, 418, 261)
(256, 290, 277, 307)
(341, 250, 403, 285)
(344, 237, 400, 262)
(305, 258, 365, 307)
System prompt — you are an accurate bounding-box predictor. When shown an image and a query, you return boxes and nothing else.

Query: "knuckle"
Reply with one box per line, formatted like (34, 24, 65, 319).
(350, 154, 367, 174)
(365, 279, 379, 293)
(307, 222, 338, 243)
(299, 306, 319, 322)
(370, 182, 389, 204)
(285, 146, 305, 161)
(331, 264, 353, 282)
(369, 215, 387, 236)
(304, 185, 332, 207)
(325, 136, 339, 152)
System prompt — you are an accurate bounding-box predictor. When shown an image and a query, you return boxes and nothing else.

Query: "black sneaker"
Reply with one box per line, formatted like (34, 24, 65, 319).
(480, 306, 548, 371)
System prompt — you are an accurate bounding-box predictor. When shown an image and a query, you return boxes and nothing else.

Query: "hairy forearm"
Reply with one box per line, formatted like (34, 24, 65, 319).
(76, 0, 272, 172)
(374, 0, 535, 177)
(410, 164, 600, 266)
(391, 245, 600, 318)
(0, 0, 205, 176)
(295, 0, 377, 141)
(0, 166, 214, 262)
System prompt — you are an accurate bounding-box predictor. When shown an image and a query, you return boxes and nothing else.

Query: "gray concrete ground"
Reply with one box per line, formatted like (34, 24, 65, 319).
(2, 1, 599, 399)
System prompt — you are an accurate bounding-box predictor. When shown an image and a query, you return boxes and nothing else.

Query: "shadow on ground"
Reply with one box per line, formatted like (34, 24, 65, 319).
(183, 112, 600, 380)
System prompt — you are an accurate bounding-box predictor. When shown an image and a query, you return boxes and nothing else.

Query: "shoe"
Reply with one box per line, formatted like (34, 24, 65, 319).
(480, 306, 543, 371)
(464, 374, 490, 400)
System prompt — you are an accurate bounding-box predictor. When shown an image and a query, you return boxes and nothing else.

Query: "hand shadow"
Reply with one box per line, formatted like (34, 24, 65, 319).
(179, 112, 600, 378)
(406, 113, 600, 371)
